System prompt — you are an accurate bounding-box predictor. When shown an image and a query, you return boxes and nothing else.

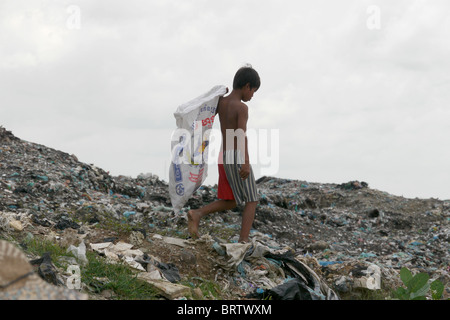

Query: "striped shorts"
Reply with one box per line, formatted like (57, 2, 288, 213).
(223, 149, 258, 205)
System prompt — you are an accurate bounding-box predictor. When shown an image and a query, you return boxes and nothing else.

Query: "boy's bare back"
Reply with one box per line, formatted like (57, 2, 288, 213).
(217, 94, 249, 152)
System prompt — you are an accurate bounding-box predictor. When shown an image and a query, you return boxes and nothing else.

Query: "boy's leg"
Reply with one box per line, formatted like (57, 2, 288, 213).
(188, 199, 236, 238)
(239, 201, 258, 243)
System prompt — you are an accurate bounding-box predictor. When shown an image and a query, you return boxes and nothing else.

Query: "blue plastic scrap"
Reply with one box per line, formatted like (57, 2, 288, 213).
(123, 211, 136, 218)
(319, 261, 343, 267)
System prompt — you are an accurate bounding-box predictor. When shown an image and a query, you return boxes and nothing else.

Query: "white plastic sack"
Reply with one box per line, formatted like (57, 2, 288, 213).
(169, 85, 228, 213)
(67, 241, 88, 266)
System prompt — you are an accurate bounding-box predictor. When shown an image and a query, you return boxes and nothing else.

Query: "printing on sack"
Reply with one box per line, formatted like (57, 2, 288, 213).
(175, 183, 185, 196)
(189, 168, 204, 183)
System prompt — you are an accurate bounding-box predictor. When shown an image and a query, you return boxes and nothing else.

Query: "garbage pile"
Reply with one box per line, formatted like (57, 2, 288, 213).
(1, 126, 448, 300)
(248, 177, 449, 298)
(0, 126, 169, 235)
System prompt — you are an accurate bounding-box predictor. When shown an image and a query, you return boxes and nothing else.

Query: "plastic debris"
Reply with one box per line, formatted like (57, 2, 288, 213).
(137, 274, 191, 300)
(30, 253, 62, 286)
(67, 241, 88, 266)
(1, 127, 448, 300)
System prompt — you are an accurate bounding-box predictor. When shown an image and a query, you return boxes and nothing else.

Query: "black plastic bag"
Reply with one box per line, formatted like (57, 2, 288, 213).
(267, 278, 313, 300)
(157, 262, 181, 283)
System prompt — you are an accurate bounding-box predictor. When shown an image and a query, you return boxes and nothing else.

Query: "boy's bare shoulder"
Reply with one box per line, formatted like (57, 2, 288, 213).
(218, 96, 247, 114)
(228, 97, 248, 111)
(235, 101, 248, 117)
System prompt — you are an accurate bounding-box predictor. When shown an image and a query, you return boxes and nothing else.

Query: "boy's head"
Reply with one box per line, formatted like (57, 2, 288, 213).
(233, 65, 261, 91)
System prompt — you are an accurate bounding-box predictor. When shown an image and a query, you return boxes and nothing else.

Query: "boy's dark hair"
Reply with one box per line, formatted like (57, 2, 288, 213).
(233, 65, 261, 90)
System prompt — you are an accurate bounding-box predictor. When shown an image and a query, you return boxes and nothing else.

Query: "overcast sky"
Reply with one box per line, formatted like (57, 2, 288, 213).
(1, 0, 449, 200)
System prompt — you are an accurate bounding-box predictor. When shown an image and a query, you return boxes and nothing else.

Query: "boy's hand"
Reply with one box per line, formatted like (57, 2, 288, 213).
(239, 163, 251, 180)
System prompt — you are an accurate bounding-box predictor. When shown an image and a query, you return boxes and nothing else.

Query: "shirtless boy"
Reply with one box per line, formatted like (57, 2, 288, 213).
(188, 66, 261, 243)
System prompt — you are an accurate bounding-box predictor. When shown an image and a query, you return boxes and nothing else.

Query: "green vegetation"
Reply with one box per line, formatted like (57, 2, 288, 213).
(392, 267, 444, 300)
(182, 277, 223, 300)
(3, 233, 446, 301)
(22, 236, 160, 300)
(81, 250, 159, 300)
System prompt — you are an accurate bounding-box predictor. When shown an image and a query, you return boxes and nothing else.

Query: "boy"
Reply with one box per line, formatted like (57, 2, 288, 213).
(188, 66, 261, 243)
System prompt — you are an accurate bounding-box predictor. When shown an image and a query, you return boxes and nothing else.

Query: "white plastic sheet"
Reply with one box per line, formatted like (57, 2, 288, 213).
(169, 85, 228, 213)
(67, 241, 88, 266)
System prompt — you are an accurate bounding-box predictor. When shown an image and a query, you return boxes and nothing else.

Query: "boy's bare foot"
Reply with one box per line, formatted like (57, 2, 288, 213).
(187, 209, 201, 239)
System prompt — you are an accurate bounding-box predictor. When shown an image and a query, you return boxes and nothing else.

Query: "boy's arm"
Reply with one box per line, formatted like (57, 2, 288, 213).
(237, 104, 251, 179)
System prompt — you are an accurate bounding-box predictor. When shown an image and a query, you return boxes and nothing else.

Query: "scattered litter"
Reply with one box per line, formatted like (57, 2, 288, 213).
(216, 236, 340, 300)
(67, 241, 88, 266)
(162, 236, 189, 248)
(137, 274, 191, 300)
(90, 241, 146, 271)
(1, 127, 448, 300)
(30, 252, 63, 286)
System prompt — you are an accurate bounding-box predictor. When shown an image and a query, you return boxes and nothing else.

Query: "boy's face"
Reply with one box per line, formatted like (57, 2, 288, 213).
(242, 83, 258, 102)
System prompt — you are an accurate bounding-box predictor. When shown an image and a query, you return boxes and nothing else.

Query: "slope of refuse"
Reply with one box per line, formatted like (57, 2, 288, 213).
(0, 126, 448, 300)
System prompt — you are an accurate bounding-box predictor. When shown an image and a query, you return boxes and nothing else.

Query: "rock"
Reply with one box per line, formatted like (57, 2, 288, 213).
(192, 287, 204, 299)
(179, 249, 197, 264)
(101, 289, 114, 299)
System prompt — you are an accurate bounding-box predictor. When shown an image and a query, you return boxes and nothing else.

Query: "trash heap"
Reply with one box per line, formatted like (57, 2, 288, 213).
(1, 126, 448, 300)
(0, 126, 169, 234)
(246, 177, 449, 298)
